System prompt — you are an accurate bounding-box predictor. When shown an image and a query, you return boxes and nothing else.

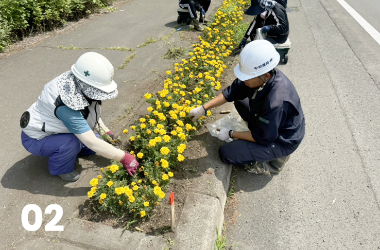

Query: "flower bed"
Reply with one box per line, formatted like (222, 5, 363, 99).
(88, 0, 249, 219)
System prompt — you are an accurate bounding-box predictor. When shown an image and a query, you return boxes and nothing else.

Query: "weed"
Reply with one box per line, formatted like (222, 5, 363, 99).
(123, 219, 137, 230)
(118, 53, 136, 69)
(227, 167, 237, 197)
(163, 46, 187, 60)
(214, 227, 227, 250)
(57, 45, 83, 50)
(103, 46, 134, 51)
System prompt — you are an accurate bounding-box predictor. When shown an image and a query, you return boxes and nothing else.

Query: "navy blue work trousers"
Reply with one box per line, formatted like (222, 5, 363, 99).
(218, 99, 287, 166)
(21, 132, 95, 175)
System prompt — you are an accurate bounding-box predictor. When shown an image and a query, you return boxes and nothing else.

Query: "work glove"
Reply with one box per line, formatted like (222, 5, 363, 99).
(217, 128, 231, 141)
(239, 38, 248, 49)
(120, 153, 139, 176)
(106, 131, 116, 140)
(262, 26, 270, 34)
(189, 105, 206, 121)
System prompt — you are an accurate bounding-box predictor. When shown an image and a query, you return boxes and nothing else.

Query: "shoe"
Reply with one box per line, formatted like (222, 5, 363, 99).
(191, 18, 203, 31)
(199, 15, 210, 24)
(244, 162, 271, 175)
(58, 170, 80, 182)
(267, 155, 290, 174)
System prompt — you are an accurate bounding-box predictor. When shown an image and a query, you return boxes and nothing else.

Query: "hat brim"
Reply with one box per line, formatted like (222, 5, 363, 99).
(81, 82, 118, 101)
(245, 5, 265, 15)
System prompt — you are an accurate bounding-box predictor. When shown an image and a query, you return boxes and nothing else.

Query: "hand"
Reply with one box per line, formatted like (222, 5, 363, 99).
(106, 131, 116, 140)
(217, 128, 231, 141)
(189, 106, 206, 121)
(120, 153, 139, 176)
(262, 26, 270, 34)
(239, 38, 248, 49)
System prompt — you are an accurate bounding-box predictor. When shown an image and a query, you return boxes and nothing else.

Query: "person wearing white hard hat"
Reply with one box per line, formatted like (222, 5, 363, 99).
(239, 0, 289, 49)
(189, 40, 304, 174)
(20, 52, 139, 182)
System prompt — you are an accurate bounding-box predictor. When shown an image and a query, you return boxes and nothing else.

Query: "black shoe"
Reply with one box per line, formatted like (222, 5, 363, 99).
(58, 170, 80, 182)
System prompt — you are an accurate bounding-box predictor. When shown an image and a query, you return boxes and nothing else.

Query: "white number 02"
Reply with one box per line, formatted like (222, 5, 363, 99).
(21, 204, 64, 231)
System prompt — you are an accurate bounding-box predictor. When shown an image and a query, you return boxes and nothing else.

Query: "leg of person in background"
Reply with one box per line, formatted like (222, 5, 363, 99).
(179, 0, 203, 31)
(197, 0, 211, 23)
(21, 132, 84, 181)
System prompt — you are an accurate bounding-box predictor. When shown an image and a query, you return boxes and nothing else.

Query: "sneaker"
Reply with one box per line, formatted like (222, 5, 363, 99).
(191, 18, 203, 31)
(267, 155, 290, 175)
(58, 170, 80, 182)
(244, 162, 271, 175)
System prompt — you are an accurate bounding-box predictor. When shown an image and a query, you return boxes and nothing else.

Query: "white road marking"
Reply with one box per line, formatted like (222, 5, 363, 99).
(337, 0, 380, 46)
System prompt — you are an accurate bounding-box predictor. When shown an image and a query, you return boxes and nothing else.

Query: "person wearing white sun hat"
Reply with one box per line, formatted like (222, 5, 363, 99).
(189, 40, 305, 174)
(20, 52, 138, 182)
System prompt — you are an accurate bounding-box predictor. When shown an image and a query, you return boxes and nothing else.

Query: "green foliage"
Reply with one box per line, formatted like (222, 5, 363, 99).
(0, 0, 115, 52)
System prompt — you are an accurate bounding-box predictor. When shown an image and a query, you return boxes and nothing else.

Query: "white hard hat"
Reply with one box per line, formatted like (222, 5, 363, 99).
(71, 52, 117, 93)
(234, 40, 280, 81)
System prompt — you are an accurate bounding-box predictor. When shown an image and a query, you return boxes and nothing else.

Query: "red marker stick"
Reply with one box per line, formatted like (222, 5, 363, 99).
(170, 192, 175, 231)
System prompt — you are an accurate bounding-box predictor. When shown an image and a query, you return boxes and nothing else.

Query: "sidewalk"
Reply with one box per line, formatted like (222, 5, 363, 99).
(0, 0, 234, 249)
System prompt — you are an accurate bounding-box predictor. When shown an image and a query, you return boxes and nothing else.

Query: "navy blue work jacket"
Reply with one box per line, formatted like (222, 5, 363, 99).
(222, 68, 305, 154)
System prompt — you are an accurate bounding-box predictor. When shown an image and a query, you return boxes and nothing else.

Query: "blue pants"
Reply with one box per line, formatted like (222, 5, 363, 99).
(21, 132, 95, 175)
(218, 99, 287, 166)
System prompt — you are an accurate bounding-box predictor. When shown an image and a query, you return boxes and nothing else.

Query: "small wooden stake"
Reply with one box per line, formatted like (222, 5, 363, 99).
(169, 192, 175, 232)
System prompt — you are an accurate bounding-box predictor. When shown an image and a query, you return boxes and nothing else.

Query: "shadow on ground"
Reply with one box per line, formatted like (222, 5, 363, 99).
(1, 154, 109, 197)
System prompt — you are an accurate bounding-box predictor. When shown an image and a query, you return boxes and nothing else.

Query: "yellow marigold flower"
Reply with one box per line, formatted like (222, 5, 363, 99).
(179, 111, 186, 118)
(176, 127, 183, 133)
(125, 188, 133, 197)
(90, 178, 98, 187)
(149, 119, 156, 126)
(87, 191, 94, 198)
(160, 147, 170, 155)
(154, 186, 162, 194)
(154, 128, 160, 134)
(161, 159, 169, 169)
(130, 126, 136, 130)
(144, 202, 149, 207)
(130, 136, 135, 141)
(207, 110, 212, 116)
(119, 200, 123, 205)
(171, 130, 177, 136)
(178, 133, 186, 140)
(91, 187, 97, 193)
(177, 145, 186, 153)
(144, 172, 149, 176)
(100, 193, 107, 199)
(138, 179, 142, 183)
(147, 107, 153, 112)
(178, 154, 185, 162)
(123, 129, 128, 134)
(129, 196, 135, 203)
(159, 129, 166, 135)
(185, 124, 192, 131)
(172, 103, 178, 109)
(99, 199, 104, 204)
(131, 182, 136, 186)
(155, 137, 162, 143)
(152, 180, 158, 185)
(158, 191, 165, 199)
(133, 185, 139, 191)
(140, 211, 146, 217)
(148, 139, 156, 147)
(166, 70, 171, 75)
(140, 123, 146, 129)
(144, 93, 152, 99)
(137, 152, 144, 158)
(146, 129, 152, 135)
(115, 187, 124, 195)
(168, 172, 174, 177)
(157, 124, 164, 129)
(107, 181, 114, 187)
(97, 175, 102, 179)
(110, 165, 119, 173)
(162, 174, 169, 181)
(100, 168, 104, 172)
(163, 135, 171, 143)
(130, 151, 135, 155)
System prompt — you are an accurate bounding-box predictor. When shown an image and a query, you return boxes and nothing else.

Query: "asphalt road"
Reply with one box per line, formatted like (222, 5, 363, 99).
(225, 0, 380, 249)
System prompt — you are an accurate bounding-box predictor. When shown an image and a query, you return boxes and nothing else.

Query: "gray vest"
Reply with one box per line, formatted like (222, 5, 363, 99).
(21, 76, 101, 140)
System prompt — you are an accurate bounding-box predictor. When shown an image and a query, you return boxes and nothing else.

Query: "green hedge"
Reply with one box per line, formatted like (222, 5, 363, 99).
(0, 0, 114, 52)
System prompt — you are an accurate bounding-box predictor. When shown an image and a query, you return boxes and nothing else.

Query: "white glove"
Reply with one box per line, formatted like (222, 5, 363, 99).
(189, 106, 206, 121)
(217, 128, 231, 141)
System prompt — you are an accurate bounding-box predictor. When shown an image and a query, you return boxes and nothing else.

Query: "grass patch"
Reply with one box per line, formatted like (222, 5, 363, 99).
(137, 37, 159, 48)
(57, 45, 84, 50)
(214, 227, 227, 250)
(227, 167, 237, 197)
(163, 46, 187, 60)
(103, 46, 135, 51)
(118, 53, 136, 69)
